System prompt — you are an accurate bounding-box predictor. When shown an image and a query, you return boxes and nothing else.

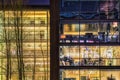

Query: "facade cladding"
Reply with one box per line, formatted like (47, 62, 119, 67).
(0, 1, 50, 80)
(59, 0, 120, 80)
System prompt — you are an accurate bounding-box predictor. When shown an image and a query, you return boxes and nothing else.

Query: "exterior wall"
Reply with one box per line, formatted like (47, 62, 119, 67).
(59, 0, 120, 80)
(0, 10, 50, 80)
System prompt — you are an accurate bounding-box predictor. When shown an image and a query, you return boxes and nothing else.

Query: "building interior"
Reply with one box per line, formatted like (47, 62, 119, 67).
(0, 10, 50, 80)
(0, 0, 120, 80)
(59, 0, 120, 80)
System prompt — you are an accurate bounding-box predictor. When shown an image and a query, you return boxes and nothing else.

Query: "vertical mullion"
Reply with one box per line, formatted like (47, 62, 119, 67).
(119, 0, 120, 45)
(32, 10, 36, 80)
(34, 10, 36, 80)
(46, 10, 49, 80)
(98, 0, 101, 77)
(100, 69, 101, 80)
(99, 0, 100, 79)
(1, 3, 4, 79)
(50, 0, 60, 80)
(79, 0, 81, 80)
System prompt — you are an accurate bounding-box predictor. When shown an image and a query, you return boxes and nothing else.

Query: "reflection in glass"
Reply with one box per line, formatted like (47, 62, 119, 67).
(60, 0, 119, 19)
(99, 0, 119, 19)
(0, 10, 50, 80)
(59, 0, 120, 80)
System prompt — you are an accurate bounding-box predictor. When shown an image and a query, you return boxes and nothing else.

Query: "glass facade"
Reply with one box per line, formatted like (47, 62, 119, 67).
(0, 10, 50, 80)
(60, 69, 120, 80)
(60, 22, 119, 43)
(60, 46, 120, 66)
(59, 0, 120, 80)
(60, 0, 119, 20)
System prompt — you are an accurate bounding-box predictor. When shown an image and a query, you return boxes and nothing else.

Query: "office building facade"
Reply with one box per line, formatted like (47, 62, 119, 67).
(0, 1, 50, 80)
(0, 0, 120, 80)
(59, 0, 120, 80)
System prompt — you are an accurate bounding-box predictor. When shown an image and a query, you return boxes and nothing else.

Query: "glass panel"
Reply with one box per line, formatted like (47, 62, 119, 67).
(60, 69, 79, 80)
(100, 46, 120, 66)
(99, 0, 119, 19)
(59, 0, 120, 80)
(60, 69, 120, 80)
(0, 10, 50, 80)
(101, 70, 120, 80)
(60, 46, 120, 66)
(60, 46, 80, 66)
(60, 69, 100, 80)
(60, 0, 120, 20)
(60, 22, 119, 43)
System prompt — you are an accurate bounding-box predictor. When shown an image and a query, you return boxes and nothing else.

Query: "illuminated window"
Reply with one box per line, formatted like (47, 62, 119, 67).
(59, 0, 120, 80)
(0, 10, 50, 80)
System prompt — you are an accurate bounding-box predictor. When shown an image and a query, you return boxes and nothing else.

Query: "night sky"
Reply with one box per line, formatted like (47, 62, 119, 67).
(27, 0, 49, 5)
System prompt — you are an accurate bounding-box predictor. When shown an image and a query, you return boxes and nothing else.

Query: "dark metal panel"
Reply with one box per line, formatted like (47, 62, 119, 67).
(50, 0, 59, 80)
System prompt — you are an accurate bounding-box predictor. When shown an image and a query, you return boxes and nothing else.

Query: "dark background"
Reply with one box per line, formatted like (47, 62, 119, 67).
(27, 0, 49, 5)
